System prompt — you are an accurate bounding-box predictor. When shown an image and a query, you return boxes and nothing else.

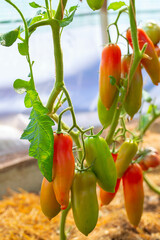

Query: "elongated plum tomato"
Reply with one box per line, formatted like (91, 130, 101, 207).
(52, 133, 75, 210)
(99, 44, 121, 109)
(71, 171, 99, 236)
(126, 28, 160, 85)
(87, 0, 105, 11)
(122, 163, 144, 227)
(85, 135, 117, 192)
(40, 177, 61, 220)
(100, 153, 120, 206)
(97, 93, 118, 129)
(115, 141, 138, 179)
(121, 54, 143, 119)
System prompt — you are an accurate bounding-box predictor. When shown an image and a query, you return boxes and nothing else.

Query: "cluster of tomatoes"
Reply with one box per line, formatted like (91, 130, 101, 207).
(39, 21, 160, 236)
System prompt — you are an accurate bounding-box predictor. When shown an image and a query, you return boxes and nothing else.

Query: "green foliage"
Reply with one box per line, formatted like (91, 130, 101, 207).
(13, 79, 31, 94)
(57, 5, 78, 27)
(108, 1, 126, 11)
(21, 90, 55, 182)
(0, 28, 20, 47)
(29, 2, 43, 8)
(18, 41, 28, 56)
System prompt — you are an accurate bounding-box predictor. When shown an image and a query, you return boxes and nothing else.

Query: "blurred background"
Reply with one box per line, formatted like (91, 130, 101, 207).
(0, 0, 160, 196)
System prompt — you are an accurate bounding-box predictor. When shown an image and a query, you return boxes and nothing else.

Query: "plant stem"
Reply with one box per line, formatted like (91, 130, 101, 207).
(141, 113, 160, 136)
(143, 173, 160, 195)
(60, 202, 71, 240)
(106, 103, 122, 145)
(46, 20, 64, 112)
(128, 0, 142, 88)
(45, 0, 51, 19)
(5, 0, 35, 90)
(55, 0, 68, 20)
(57, 107, 72, 133)
(29, 19, 51, 33)
(51, 113, 83, 159)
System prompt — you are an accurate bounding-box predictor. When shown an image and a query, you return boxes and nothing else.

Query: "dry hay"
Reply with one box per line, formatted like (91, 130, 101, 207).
(0, 171, 160, 240)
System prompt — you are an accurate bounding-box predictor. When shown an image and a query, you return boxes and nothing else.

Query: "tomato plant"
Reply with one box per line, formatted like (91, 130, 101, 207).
(1, 0, 160, 239)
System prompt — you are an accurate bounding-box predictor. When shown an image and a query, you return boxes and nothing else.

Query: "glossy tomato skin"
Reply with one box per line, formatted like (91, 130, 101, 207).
(40, 177, 61, 220)
(115, 141, 138, 179)
(99, 44, 121, 109)
(126, 28, 160, 85)
(71, 171, 99, 236)
(97, 93, 118, 129)
(121, 54, 143, 119)
(142, 21, 160, 45)
(53, 133, 75, 210)
(87, 0, 105, 11)
(85, 135, 117, 192)
(122, 163, 144, 227)
(100, 153, 119, 206)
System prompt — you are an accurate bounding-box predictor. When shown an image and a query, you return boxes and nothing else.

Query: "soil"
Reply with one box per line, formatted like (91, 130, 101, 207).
(0, 120, 160, 240)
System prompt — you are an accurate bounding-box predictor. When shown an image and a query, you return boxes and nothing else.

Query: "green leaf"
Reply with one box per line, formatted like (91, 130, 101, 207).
(108, 1, 126, 11)
(57, 5, 78, 27)
(0, 28, 19, 47)
(24, 93, 32, 108)
(142, 90, 152, 103)
(21, 90, 55, 182)
(69, 5, 78, 13)
(18, 41, 28, 56)
(13, 79, 30, 94)
(109, 75, 116, 85)
(29, 2, 42, 8)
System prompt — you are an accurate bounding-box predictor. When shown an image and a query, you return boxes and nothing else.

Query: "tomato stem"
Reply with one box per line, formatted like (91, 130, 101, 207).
(57, 107, 72, 133)
(60, 201, 71, 240)
(143, 173, 160, 195)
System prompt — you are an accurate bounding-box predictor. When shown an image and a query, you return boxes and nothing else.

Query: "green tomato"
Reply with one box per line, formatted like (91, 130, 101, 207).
(71, 171, 99, 236)
(87, 0, 105, 11)
(142, 21, 160, 45)
(85, 135, 117, 192)
(97, 94, 118, 129)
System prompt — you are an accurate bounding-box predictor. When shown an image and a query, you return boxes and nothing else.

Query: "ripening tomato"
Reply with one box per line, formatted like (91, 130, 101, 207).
(40, 177, 61, 220)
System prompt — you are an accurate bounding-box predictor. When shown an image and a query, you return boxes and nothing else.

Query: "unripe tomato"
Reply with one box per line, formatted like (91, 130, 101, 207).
(71, 171, 99, 236)
(87, 0, 105, 11)
(97, 93, 118, 129)
(142, 21, 160, 45)
(40, 177, 61, 220)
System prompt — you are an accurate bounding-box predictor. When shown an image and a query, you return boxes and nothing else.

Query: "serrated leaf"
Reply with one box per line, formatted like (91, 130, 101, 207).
(18, 41, 28, 56)
(13, 79, 30, 94)
(21, 91, 55, 182)
(57, 5, 78, 27)
(29, 2, 42, 8)
(142, 90, 152, 103)
(109, 75, 116, 85)
(108, 1, 126, 11)
(0, 28, 19, 47)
